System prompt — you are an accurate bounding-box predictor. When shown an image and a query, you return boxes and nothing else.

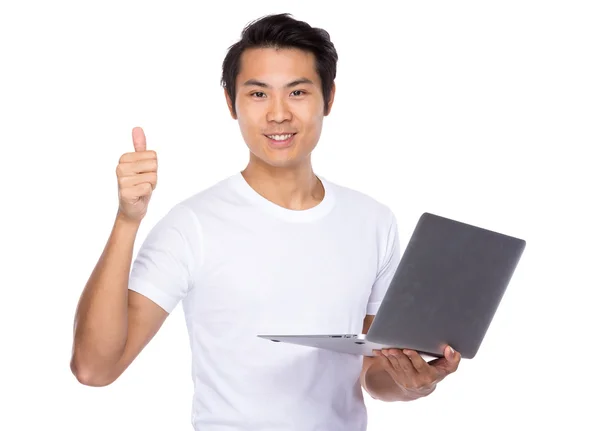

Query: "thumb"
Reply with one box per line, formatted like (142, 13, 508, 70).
(429, 346, 460, 373)
(132, 126, 147, 152)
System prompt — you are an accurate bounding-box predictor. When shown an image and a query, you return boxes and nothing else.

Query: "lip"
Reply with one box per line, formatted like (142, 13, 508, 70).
(264, 133, 296, 149)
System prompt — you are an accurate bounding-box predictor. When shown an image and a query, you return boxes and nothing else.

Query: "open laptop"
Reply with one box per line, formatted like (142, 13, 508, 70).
(257, 212, 526, 360)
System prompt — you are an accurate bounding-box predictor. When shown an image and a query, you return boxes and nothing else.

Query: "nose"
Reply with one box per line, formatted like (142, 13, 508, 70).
(266, 96, 292, 123)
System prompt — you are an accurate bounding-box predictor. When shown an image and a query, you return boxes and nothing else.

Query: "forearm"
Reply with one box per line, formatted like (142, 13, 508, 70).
(362, 359, 434, 402)
(71, 213, 140, 382)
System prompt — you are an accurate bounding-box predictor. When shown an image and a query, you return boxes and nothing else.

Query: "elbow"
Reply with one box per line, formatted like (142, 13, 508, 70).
(70, 355, 116, 387)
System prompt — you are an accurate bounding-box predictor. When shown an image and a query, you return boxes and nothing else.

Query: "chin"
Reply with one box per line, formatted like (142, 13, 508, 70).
(246, 136, 316, 169)
(261, 157, 301, 169)
(251, 151, 305, 169)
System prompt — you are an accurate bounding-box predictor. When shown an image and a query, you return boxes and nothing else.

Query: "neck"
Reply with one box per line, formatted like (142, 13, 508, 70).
(241, 158, 324, 211)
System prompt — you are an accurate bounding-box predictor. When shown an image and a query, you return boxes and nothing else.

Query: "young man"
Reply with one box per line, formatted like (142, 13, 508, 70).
(71, 13, 460, 430)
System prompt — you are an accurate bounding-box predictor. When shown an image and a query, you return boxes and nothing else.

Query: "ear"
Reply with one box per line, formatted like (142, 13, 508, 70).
(324, 82, 336, 116)
(224, 88, 237, 120)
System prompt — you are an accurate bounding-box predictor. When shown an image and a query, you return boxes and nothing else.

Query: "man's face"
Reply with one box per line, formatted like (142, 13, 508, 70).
(226, 47, 334, 169)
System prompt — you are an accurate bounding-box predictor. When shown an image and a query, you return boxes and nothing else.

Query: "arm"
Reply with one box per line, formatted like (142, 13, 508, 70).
(360, 314, 461, 402)
(360, 209, 413, 400)
(360, 315, 421, 402)
(70, 213, 168, 387)
(359, 209, 461, 401)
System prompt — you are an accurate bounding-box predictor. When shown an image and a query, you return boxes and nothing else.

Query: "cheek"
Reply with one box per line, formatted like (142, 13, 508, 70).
(237, 107, 261, 134)
(295, 103, 322, 128)
(305, 111, 324, 137)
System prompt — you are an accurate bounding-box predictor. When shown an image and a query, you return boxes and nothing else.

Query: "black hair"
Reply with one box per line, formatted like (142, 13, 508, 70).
(221, 13, 338, 116)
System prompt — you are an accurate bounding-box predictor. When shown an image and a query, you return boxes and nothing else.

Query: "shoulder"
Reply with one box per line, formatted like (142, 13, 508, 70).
(146, 174, 238, 233)
(321, 175, 396, 225)
(174, 173, 243, 216)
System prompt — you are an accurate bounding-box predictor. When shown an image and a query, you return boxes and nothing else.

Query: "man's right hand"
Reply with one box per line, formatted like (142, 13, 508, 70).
(116, 127, 158, 223)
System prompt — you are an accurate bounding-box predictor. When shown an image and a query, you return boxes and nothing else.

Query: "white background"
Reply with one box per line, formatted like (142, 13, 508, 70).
(1, 0, 598, 429)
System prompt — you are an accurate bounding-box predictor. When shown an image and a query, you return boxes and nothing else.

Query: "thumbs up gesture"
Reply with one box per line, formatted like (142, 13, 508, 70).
(116, 127, 158, 223)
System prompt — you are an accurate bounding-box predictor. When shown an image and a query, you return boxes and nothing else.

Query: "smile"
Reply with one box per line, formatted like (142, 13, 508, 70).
(264, 133, 296, 148)
(265, 133, 295, 141)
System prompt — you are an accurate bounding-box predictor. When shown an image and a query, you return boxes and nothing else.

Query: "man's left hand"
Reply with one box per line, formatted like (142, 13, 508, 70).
(373, 345, 461, 399)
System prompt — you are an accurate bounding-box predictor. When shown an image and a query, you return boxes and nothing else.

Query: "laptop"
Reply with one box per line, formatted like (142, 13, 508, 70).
(257, 212, 526, 360)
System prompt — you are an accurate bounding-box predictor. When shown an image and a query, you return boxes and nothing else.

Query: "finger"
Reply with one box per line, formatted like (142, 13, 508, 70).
(118, 172, 158, 189)
(119, 150, 157, 164)
(373, 350, 394, 371)
(445, 345, 461, 371)
(117, 159, 158, 177)
(132, 126, 146, 152)
(386, 349, 417, 374)
(120, 182, 153, 200)
(403, 350, 430, 373)
(429, 346, 461, 376)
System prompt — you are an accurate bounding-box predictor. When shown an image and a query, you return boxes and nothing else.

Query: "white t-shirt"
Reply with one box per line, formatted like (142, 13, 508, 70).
(129, 172, 401, 431)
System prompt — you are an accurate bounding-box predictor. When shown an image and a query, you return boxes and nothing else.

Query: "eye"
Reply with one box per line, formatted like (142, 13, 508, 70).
(251, 92, 266, 98)
(291, 90, 306, 96)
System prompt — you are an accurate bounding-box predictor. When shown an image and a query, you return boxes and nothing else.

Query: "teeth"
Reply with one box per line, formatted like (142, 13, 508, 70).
(267, 134, 293, 141)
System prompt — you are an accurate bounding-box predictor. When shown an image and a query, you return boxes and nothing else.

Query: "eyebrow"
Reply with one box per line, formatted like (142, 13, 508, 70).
(241, 78, 315, 88)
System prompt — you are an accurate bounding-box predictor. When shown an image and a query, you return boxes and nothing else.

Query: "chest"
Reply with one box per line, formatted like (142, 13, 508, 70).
(185, 218, 379, 335)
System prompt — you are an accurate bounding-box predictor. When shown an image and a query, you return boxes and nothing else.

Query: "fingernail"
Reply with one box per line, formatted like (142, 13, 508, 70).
(449, 346, 455, 355)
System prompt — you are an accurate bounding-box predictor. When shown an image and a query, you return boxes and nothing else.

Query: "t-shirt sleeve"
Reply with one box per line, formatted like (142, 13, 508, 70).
(366, 209, 402, 315)
(128, 203, 202, 313)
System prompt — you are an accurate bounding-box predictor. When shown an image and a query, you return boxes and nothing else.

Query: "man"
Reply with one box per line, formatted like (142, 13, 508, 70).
(71, 13, 460, 430)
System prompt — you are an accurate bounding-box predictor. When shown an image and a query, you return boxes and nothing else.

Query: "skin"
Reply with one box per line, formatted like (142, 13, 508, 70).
(70, 130, 168, 386)
(225, 47, 334, 211)
(70, 46, 461, 401)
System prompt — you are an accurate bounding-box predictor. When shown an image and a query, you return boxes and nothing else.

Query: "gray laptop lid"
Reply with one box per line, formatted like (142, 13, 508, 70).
(366, 212, 526, 359)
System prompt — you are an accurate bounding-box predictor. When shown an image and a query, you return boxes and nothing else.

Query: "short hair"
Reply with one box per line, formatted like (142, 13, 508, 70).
(221, 13, 338, 116)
